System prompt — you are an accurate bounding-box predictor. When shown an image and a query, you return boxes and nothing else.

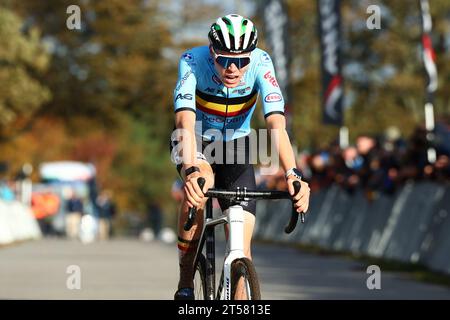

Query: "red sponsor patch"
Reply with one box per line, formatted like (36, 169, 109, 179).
(264, 92, 282, 103)
(264, 71, 279, 87)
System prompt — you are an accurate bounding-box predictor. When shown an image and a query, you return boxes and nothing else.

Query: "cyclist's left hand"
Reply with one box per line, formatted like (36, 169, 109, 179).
(287, 178, 310, 213)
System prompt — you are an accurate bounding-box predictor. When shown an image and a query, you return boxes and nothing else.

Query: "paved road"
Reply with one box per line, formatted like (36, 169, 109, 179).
(1, 238, 450, 300)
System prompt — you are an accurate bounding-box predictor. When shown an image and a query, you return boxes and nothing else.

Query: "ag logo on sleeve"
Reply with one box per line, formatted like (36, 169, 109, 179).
(182, 52, 194, 62)
(261, 53, 271, 63)
(175, 93, 193, 101)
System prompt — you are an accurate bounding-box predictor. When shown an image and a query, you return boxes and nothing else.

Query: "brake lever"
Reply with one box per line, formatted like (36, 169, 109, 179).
(183, 177, 206, 231)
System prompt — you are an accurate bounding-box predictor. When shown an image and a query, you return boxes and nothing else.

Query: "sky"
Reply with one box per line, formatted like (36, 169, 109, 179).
(163, 0, 256, 43)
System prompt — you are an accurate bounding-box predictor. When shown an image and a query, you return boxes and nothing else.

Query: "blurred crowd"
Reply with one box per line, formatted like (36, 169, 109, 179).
(257, 122, 450, 199)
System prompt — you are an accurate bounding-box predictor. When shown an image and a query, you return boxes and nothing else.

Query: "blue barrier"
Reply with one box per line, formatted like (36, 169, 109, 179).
(254, 182, 450, 275)
(420, 187, 450, 274)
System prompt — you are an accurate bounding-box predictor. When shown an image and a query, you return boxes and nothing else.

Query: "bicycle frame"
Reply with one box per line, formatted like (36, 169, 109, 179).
(187, 179, 303, 300)
(192, 199, 250, 300)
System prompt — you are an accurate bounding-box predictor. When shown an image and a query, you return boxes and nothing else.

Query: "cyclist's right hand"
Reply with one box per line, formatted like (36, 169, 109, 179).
(184, 172, 205, 208)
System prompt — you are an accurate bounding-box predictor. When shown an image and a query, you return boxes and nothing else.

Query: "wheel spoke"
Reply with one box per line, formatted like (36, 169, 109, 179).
(193, 254, 208, 300)
(244, 276, 251, 299)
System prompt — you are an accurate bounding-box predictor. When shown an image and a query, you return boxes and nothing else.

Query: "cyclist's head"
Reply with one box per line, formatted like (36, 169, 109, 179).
(208, 14, 258, 55)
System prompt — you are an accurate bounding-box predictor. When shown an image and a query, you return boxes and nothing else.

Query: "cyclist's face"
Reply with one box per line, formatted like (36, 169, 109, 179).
(211, 48, 250, 88)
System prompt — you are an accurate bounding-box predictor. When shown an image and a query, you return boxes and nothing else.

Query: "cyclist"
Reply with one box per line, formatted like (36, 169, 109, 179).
(170, 14, 311, 300)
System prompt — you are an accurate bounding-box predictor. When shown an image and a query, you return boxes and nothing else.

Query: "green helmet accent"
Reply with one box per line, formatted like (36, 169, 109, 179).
(208, 14, 258, 54)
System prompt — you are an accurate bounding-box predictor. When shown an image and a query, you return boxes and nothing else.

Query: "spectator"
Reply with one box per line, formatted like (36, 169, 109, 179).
(96, 190, 116, 240)
(338, 146, 362, 194)
(64, 188, 84, 240)
(399, 126, 429, 182)
(308, 151, 333, 193)
(355, 134, 378, 189)
(147, 201, 163, 239)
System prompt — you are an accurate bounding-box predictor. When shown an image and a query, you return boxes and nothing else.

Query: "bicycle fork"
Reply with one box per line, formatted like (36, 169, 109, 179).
(222, 205, 247, 300)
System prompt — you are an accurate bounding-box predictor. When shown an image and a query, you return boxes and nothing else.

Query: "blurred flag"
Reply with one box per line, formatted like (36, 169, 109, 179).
(259, 0, 293, 133)
(420, 0, 438, 163)
(420, 0, 438, 96)
(318, 0, 343, 126)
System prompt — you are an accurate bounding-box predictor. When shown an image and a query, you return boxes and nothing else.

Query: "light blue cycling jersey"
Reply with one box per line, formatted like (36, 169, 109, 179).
(174, 46, 285, 142)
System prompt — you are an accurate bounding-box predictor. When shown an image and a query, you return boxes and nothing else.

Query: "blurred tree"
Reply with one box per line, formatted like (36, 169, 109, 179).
(9, 0, 174, 124)
(0, 0, 179, 223)
(0, 7, 51, 141)
(255, 0, 450, 149)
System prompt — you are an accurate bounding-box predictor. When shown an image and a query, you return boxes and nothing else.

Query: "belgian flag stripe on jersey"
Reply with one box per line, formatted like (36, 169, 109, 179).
(195, 89, 258, 117)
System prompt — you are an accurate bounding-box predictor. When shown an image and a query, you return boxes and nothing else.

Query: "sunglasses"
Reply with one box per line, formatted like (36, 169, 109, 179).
(213, 52, 251, 69)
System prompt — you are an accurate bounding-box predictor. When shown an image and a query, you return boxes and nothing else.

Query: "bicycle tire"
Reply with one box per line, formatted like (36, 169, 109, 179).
(231, 258, 261, 300)
(193, 253, 208, 300)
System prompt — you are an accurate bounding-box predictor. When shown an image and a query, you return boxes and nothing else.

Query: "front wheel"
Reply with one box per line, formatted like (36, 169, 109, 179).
(231, 258, 261, 300)
(193, 253, 208, 300)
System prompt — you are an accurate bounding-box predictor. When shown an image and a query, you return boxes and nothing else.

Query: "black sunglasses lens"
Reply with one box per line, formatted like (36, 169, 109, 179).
(216, 56, 229, 68)
(216, 56, 250, 69)
(239, 57, 250, 68)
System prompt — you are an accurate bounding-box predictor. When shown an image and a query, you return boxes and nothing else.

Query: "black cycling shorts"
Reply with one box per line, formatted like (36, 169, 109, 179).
(169, 133, 257, 215)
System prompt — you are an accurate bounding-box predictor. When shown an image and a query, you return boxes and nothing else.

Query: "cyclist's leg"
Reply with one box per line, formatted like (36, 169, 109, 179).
(243, 211, 255, 259)
(214, 137, 258, 299)
(215, 135, 257, 260)
(217, 167, 256, 264)
(177, 159, 214, 290)
(170, 130, 215, 292)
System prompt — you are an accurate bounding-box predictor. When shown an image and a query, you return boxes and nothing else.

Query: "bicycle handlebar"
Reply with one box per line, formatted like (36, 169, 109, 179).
(183, 177, 305, 233)
(285, 180, 302, 234)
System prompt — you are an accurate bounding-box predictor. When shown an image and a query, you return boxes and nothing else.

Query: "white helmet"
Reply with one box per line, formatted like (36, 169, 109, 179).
(208, 14, 258, 54)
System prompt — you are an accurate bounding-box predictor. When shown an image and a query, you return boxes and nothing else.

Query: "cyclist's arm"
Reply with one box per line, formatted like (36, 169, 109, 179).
(175, 111, 198, 173)
(174, 52, 198, 173)
(255, 51, 296, 172)
(265, 114, 297, 173)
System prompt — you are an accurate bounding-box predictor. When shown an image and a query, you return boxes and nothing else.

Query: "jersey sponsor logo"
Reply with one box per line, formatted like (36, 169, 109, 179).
(261, 53, 271, 63)
(204, 87, 226, 95)
(202, 113, 247, 124)
(175, 93, 193, 101)
(182, 52, 194, 62)
(232, 86, 252, 95)
(205, 87, 227, 96)
(202, 113, 224, 123)
(212, 75, 222, 85)
(264, 71, 279, 87)
(175, 70, 193, 92)
(264, 92, 282, 103)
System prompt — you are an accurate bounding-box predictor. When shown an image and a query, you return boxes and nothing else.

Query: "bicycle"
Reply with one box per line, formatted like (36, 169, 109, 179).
(184, 177, 305, 300)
